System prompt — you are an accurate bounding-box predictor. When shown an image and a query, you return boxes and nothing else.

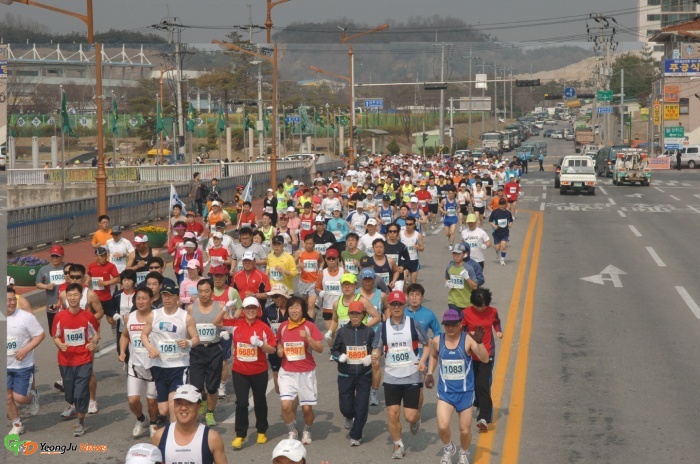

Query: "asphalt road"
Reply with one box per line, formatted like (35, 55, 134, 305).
(10, 134, 700, 463)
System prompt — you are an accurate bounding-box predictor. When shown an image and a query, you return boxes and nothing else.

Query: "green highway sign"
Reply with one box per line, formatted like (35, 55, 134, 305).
(664, 126, 684, 138)
(597, 90, 613, 102)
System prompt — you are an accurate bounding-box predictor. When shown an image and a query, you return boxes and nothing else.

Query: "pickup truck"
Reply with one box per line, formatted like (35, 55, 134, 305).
(558, 155, 596, 195)
(574, 129, 595, 153)
(612, 152, 651, 186)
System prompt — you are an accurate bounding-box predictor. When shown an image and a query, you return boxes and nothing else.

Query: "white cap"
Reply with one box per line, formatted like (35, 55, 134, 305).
(173, 384, 201, 403)
(242, 296, 260, 308)
(272, 439, 307, 462)
(409, 196, 419, 203)
(333, 205, 342, 211)
(287, 206, 296, 212)
(366, 218, 378, 226)
(356, 201, 364, 209)
(293, 180, 299, 185)
(211, 201, 221, 207)
(314, 215, 325, 223)
(242, 251, 257, 261)
(125, 443, 163, 464)
(7, 276, 15, 286)
(267, 188, 273, 192)
(212, 231, 223, 239)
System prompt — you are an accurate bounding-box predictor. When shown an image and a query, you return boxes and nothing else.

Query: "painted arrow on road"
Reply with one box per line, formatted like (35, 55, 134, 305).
(625, 193, 644, 198)
(581, 265, 627, 288)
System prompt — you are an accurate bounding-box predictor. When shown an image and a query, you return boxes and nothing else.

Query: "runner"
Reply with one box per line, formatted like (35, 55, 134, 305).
(267, 235, 299, 289)
(327, 206, 350, 252)
(358, 219, 384, 258)
(87, 246, 120, 340)
(276, 296, 325, 445)
(331, 300, 375, 446)
(425, 309, 488, 464)
(399, 217, 425, 285)
(153, 384, 227, 464)
(7, 285, 45, 435)
(471, 182, 489, 228)
(311, 215, 337, 255)
(52, 283, 101, 437)
(261, 284, 292, 394)
(426, 176, 441, 229)
(231, 227, 267, 273)
(118, 286, 159, 438)
(504, 175, 520, 218)
(488, 198, 514, 266)
(35, 245, 66, 335)
(105, 227, 135, 273)
(294, 235, 323, 316)
(91, 214, 112, 248)
(371, 290, 430, 459)
(316, 248, 345, 330)
(445, 243, 478, 315)
(461, 214, 492, 270)
(440, 186, 459, 251)
(326, 273, 380, 341)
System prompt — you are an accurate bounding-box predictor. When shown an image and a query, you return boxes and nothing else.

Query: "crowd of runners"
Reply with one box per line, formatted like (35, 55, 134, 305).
(8, 152, 530, 463)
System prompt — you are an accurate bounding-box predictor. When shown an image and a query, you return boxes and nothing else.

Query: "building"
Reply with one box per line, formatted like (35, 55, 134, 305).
(638, 0, 700, 57)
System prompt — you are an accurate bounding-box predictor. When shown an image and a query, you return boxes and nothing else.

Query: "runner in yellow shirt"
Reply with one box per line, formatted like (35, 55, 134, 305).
(266, 235, 299, 290)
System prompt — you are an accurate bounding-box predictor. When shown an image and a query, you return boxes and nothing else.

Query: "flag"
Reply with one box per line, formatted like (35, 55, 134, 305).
(170, 184, 188, 213)
(242, 175, 253, 203)
(186, 102, 196, 132)
(61, 92, 78, 138)
(156, 101, 164, 135)
(217, 102, 226, 134)
(263, 109, 270, 132)
(315, 113, 324, 128)
(112, 98, 118, 133)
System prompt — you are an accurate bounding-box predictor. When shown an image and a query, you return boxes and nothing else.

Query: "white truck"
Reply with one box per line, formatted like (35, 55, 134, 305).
(559, 155, 596, 195)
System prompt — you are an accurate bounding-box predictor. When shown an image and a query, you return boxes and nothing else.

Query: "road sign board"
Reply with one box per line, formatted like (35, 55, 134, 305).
(564, 87, 576, 99)
(663, 58, 700, 77)
(286, 116, 300, 123)
(664, 127, 684, 138)
(597, 90, 613, 102)
(664, 104, 680, 120)
(597, 107, 613, 114)
(664, 139, 682, 150)
(363, 99, 383, 109)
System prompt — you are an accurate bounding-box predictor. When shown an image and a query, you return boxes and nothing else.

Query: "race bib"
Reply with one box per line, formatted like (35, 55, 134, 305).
(314, 243, 330, 255)
(241, 222, 251, 229)
(354, 225, 366, 236)
(283, 341, 306, 361)
(91, 277, 104, 291)
(158, 340, 180, 357)
(325, 281, 341, 294)
(377, 272, 391, 285)
(344, 260, 358, 274)
(136, 271, 148, 285)
(236, 342, 258, 362)
(332, 230, 343, 240)
(386, 254, 399, 264)
(509, 187, 517, 193)
(264, 206, 274, 214)
(7, 337, 18, 356)
(301, 222, 312, 231)
(49, 270, 66, 284)
(303, 260, 318, 272)
(346, 345, 367, 365)
(131, 337, 146, 353)
(497, 219, 508, 228)
(64, 328, 86, 347)
(467, 241, 479, 251)
(388, 346, 412, 367)
(447, 208, 456, 216)
(196, 323, 217, 343)
(441, 359, 466, 380)
(450, 275, 465, 290)
(111, 255, 126, 266)
(269, 268, 284, 281)
(382, 215, 392, 225)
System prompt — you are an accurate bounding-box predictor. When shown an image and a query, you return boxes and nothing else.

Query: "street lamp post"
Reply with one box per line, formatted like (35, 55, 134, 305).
(2, 0, 107, 215)
(340, 24, 389, 166)
(265, 0, 290, 44)
(214, 40, 278, 189)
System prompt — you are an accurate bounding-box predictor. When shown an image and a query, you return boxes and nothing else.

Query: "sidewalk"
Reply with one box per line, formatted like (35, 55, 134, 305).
(14, 197, 265, 305)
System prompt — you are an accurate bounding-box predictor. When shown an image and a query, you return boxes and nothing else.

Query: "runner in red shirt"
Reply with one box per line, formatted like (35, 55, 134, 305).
(504, 175, 520, 218)
(232, 252, 271, 314)
(87, 247, 120, 328)
(185, 211, 206, 240)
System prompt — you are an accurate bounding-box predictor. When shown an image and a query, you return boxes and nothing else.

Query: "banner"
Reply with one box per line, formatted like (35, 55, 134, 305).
(664, 59, 700, 77)
(663, 84, 680, 103)
(242, 175, 253, 203)
(648, 157, 670, 170)
(653, 101, 661, 125)
(169, 184, 188, 213)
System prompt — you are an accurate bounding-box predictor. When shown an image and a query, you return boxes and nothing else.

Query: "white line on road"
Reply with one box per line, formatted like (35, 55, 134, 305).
(432, 224, 445, 235)
(675, 287, 700, 319)
(628, 225, 642, 237)
(646, 247, 666, 267)
(618, 210, 626, 217)
(669, 195, 680, 201)
(688, 206, 700, 215)
(654, 187, 665, 193)
(539, 202, 545, 211)
(608, 197, 616, 206)
(94, 342, 117, 358)
(598, 186, 608, 195)
(542, 186, 546, 191)
(541, 192, 546, 199)
(223, 378, 275, 424)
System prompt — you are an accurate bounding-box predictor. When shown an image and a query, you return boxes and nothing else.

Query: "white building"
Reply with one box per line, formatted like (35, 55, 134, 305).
(637, 0, 700, 58)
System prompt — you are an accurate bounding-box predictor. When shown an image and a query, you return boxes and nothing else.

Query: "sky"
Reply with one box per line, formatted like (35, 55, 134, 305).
(1, 0, 643, 46)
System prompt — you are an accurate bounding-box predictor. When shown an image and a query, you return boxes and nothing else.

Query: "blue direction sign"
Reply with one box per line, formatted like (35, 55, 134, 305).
(597, 107, 613, 114)
(364, 99, 384, 109)
(286, 116, 300, 123)
(564, 87, 576, 99)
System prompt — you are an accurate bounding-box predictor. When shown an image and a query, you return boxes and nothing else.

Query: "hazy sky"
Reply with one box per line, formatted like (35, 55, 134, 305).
(2, 0, 642, 45)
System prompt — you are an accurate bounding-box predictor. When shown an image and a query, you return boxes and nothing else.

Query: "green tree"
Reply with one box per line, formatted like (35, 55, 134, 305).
(610, 49, 660, 102)
(386, 139, 400, 155)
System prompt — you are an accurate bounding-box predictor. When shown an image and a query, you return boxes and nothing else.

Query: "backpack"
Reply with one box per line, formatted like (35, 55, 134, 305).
(198, 183, 210, 200)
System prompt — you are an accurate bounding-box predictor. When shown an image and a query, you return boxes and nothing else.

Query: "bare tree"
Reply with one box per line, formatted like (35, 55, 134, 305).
(398, 108, 416, 146)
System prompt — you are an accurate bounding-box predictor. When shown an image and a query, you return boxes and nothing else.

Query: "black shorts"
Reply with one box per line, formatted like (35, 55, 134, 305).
(151, 366, 189, 403)
(101, 299, 116, 318)
(428, 204, 439, 214)
(460, 205, 469, 215)
(189, 344, 224, 394)
(507, 199, 517, 204)
(474, 206, 485, 215)
(383, 382, 422, 409)
(404, 259, 420, 273)
(322, 310, 334, 321)
(268, 352, 282, 371)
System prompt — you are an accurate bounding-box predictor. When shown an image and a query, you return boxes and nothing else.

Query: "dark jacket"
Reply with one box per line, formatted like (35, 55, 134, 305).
(331, 323, 375, 377)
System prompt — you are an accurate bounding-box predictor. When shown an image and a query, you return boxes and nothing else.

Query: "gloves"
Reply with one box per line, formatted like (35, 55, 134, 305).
(178, 269, 185, 275)
(469, 326, 485, 344)
(112, 313, 122, 322)
(361, 355, 372, 366)
(445, 281, 454, 289)
(425, 373, 435, 389)
(481, 243, 488, 249)
(338, 353, 348, 363)
(324, 330, 333, 340)
(318, 290, 326, 301)
(250, 334, 264, 347)
(224, 301, 236, 311)
(219, 331, 230, 341)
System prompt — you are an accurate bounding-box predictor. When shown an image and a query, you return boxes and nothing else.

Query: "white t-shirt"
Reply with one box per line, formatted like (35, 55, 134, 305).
(461, 227, 491, 263)
(7, 309, 45, 370)
(358, 232, 385, 257)
(106, 238, 135, 272)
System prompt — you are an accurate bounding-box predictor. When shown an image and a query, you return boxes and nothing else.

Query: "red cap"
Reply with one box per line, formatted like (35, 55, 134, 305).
(388, 290, 406, 304)
(348, 301, 365, 314)
(49, 245, 65, 256)
(325, 248, 339, 258)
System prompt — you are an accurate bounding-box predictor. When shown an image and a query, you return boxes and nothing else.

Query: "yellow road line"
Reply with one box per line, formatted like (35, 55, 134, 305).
(500, 211, 544, 463)
(474, 212, 539, 463)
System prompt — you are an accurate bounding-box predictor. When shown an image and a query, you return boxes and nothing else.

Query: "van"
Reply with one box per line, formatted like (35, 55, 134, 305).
(595, 145, 639, 177)
(0, 145, 6, 171)
(669, 145, 700, 169)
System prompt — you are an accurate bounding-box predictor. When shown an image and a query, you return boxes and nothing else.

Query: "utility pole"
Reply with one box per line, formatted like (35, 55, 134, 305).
(463, 50, 479, 142)
(156, 17, 186, 161)
(433, 43, 453, 147)
(620, 68, 624, 144)
(587, 13, 618, 145)
(449, 97, 454, 152)
(494, 64, 498, 127)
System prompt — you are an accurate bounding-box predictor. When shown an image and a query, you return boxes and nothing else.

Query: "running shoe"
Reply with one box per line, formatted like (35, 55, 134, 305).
(410, 418, 421, 435)
(205, 412, 216, 427)
(440, 443, 456, 464)
(476, 419, 488, 431)
(88, 400, 99, 414)
(54, 379, 65, 392)
(27, 390, 40, 416)
(10, 422, 25, 436)
(149, 425, 158, 438)
(218, 384, 226, 399)
(391, 444, 405, 459)
(350, 438, 361, 447)
(301, 430, 312, 445)
(132, 418, 148, 438)
(256, 433, 267, 444)
(369, 390, 379, 406)
(231, 436, 246, 449)
(448, 245, 453, 251)
(344, 417, 354, 429)
(60, 404, 77, 419)
(500, 259, 506, 266)
(287, 427, 298, 440)
(199, 400, 208, 415)
(73, 423, 85, 437)
(458, 451, 471, 464)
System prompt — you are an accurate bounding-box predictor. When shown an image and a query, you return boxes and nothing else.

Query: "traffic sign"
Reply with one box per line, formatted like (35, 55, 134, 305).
(564, 87, 576, 99)
(364, 99, 383, 109)
(597, 107, 613, 114)
(286, 116, 300, 123)
(664, 127, 684, 138)
(597, 90, 613, 102)
(665, 139, 683, 150)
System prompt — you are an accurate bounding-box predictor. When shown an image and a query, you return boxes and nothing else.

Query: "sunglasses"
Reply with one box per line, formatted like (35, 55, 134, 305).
(244, 305, 259, 310)
(389, 302, 404, 306)
(69, 275, 83, 279)
(387, 230, 399, 234)
(326, 257, 337, 261)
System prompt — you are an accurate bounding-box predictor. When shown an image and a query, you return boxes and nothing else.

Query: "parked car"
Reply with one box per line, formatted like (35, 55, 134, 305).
(544, 119, 558, 126)
(543, 129, 554, 138)
(551, 131, 564, 139)
(0, 145, 6, 171)
(565, 133, 575, 141)
(668, 146, 700, 169)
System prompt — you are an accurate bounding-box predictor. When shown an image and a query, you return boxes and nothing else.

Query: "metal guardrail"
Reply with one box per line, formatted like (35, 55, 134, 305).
(7, 161, 308, 185)
(6, 160, 344, 253)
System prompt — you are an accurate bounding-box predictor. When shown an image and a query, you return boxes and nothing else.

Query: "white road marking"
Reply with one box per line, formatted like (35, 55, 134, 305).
(669, 195, 680, 201)
(608, 197, 616, 206)
(94, 342, 117, 358)
(580, 265, 626, 288)
(654, 187, 665, 193)
(675, 287, 700, 319)
(539, 202, 545, 211)
(688, 206, 700, 215)
(223, 377, 275, 423)
(618, 210, 626, 217)
(541, 192, 546, 199)
(542, 186, 547, 191)
(628, 225, 642, 237)
(598, 186, 608, 195)
(646, 247, 666, 267)
(694, 194, 700, 200)
(432, 224, 445, 235)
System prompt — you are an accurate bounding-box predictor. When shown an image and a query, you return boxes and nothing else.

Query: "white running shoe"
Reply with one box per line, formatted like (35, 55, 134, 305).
(88, 400, 99, 414)
(350, 438, 361, 446)
(218, 384, 226, 399)
(476, 419, 488, 431)
(288, 427, 298, 441)
(458, 451, 471, 464)
(301, 430, 312, 445)
(500, 259, 506, 266)
(440, 443, 456, 464)
(73, 423, 85, 437)
(60, 404, 77, 419)
(27, 390, 40, 416)
(448, 245, 453, 251)
(132, 418, 148, 438)
(409, 418, 421, 435)
(10, 422, 25, 436)
(391, 444, 405, 459)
